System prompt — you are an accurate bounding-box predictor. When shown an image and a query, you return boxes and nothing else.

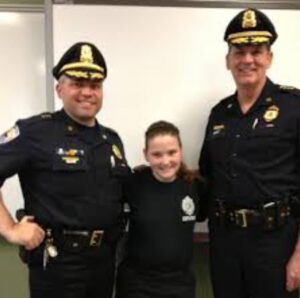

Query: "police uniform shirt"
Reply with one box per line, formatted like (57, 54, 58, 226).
(124, 167, 201, 271)
(199, 79, 300, 207)
(0, 109, 129, 229)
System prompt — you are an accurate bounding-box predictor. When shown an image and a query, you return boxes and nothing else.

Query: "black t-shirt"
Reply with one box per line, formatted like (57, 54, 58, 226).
(124, 167, 202, 271)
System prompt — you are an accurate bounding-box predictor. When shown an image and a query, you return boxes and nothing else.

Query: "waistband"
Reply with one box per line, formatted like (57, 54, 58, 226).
(210, 199, 291, 229)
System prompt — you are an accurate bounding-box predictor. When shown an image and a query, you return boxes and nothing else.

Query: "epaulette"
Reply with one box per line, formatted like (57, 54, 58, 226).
(18, 112, 53, 127)
(220, 95, 234, 105)
(278, 85, 300, 96)
(40, 112, 53, 119)
(103, 126, 120, 137)
(212, 95, 233, 111)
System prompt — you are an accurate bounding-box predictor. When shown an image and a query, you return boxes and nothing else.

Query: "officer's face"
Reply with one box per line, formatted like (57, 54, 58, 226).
(56, 76, 103, 127)
(226, 44, 273, 89)
(144, 134, 182, 183)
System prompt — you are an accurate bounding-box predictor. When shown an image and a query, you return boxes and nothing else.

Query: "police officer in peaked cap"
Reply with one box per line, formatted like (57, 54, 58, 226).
(199, 8, 300, 298)
(0, 42, 130, 298)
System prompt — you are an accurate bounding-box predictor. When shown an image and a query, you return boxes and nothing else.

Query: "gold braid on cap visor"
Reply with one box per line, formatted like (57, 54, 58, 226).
(228, 30, 272, 44)
(65, 70, 103, 79)
(59, 61, 104, 73)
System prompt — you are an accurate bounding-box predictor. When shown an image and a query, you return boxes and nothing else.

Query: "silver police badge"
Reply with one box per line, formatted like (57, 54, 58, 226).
(181, 196, 196, 222)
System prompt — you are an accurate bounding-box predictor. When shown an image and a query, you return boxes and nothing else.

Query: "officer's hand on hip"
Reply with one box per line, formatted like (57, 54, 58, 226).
(286, 249, 300, 291)
(7, 216, 45, 250)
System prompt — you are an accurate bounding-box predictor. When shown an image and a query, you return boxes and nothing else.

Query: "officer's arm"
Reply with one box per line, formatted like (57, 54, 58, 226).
(0, 190, 45, 250)
(198, 113, 213, 180)
(286, 229, 300, 291)
(197, 114, 213, 220)
(0, 190, 17, 241)
(285, 102, 300, 291)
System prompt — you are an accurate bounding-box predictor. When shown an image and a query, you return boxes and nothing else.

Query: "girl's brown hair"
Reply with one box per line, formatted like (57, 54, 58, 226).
(145, 120, 199, 184)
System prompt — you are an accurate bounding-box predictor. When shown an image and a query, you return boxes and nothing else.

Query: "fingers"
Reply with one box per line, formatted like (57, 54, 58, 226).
(24, 223, 45, 250)
(286, 273, 296, 292)
(10, 219, 45, 249)
(286, 266, 300, 292)
(21, 215, 35, 222)
(23, 225, 45, 250)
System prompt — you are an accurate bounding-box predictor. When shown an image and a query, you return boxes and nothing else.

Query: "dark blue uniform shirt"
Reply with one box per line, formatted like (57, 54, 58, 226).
(0, 109, 129, 229)
(199, 79, 300, 208)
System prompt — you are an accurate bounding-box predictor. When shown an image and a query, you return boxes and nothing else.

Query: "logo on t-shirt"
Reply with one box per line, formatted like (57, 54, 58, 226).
(181, 196, 195, 222)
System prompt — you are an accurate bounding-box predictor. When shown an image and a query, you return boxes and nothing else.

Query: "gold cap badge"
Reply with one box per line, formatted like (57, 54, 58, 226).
(80, 45, 93, 64)
(242, 9, 257, 28)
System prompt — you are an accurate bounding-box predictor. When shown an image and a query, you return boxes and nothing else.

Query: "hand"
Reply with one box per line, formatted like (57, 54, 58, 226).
(7, 216, 45, 250)
(286, 249, 300, 291)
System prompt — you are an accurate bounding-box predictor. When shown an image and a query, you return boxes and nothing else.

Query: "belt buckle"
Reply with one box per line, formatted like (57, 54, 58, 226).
(235, 209, 248, 228)
(90, 230, 104, 247)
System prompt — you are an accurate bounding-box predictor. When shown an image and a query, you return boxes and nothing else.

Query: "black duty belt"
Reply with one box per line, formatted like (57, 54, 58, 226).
(49, 229, 105, 252)
(212, 200, 291, 229)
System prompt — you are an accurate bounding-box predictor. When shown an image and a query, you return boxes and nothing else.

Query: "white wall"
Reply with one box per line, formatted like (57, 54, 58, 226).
(53, 6, 300, 169)
(0, 12, 46, 217)
(53, 6, 300, 232)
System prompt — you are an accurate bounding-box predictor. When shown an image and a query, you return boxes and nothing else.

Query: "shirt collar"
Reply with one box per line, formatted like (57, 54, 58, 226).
(226, 78, 278, 115)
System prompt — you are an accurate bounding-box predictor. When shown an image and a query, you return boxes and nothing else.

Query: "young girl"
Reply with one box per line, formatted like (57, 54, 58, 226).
(116, 120, 205, 298)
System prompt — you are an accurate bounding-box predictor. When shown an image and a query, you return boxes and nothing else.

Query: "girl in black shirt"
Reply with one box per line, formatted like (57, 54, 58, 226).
(116, 121, 205, 298)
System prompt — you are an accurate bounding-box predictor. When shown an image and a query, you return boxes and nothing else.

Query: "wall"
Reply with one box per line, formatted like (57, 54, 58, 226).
(0, 11, 46, 216)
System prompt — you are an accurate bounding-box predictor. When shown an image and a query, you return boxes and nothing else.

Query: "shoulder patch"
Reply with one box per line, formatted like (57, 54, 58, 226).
(0, 125, 20, 144)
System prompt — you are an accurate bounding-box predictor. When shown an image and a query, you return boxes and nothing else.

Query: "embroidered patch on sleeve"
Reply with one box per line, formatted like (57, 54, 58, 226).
(0, 125, 20, 144)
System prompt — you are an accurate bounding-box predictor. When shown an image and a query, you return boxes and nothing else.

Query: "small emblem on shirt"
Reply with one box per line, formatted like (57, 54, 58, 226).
(56, 148, 85, 164)
(0, 125, 20, 144)
(112, 144, 122, 160)
(181, 196, 195, 222)
(212, 124, 225, 135)
(263, 105, 279, 122)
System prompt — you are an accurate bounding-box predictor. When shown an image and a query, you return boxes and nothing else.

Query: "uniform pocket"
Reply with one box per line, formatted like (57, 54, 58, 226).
(52, 148, 89, 196)
(205, 130, 229, 162)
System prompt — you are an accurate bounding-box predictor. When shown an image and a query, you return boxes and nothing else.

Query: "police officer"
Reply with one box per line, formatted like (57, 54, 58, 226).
(0, 42, 129, 298)
(199, 8, 300, 298)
